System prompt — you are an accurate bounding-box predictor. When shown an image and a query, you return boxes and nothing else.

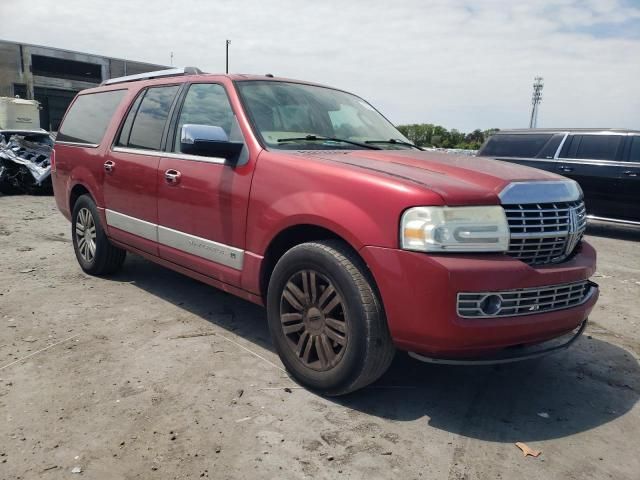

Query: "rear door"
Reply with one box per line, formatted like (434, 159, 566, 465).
(156, 82, 253, 286)
(104, 84, 181, 254)
(556, 134, 623, 219)
(617, 135, 640, 223)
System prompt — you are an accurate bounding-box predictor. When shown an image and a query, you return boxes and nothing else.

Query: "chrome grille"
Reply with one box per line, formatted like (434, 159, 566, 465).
(457, 280, 594, 318)
(504, 200, 586, 265)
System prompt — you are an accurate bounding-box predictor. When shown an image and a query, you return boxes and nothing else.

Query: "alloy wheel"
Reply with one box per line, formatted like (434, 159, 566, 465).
(279, 269, 349, 371)
(75, 207, 97, 262)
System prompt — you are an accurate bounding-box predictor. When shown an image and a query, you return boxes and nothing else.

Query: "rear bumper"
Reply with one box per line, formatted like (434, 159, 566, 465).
(360, 241, 598, 358)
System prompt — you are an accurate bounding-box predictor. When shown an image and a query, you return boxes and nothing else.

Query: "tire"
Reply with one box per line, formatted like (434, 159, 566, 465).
(71, 194, 126, 275)
(267, 240, 395, 395)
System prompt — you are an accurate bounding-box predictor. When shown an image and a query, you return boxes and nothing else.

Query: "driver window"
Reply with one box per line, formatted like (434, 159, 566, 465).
(173, 83, 240, 152)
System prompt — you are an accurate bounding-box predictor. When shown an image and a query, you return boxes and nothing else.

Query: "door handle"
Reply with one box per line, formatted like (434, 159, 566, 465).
(164, 169, 182, 185)
(623, 170, 637, 177)
(104, 160, 115, 172)
(558, 165, 573, 173)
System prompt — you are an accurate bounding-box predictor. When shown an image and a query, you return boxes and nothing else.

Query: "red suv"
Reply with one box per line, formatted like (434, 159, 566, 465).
(52, 68, 598, 395)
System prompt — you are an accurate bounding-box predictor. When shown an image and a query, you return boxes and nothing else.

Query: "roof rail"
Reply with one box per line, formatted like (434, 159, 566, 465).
(102, 67, 203, 86)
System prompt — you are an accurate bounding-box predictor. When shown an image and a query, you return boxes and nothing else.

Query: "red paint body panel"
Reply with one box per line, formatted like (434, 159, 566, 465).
(360, 242, 597, 356)
(52, 73, 599, 360)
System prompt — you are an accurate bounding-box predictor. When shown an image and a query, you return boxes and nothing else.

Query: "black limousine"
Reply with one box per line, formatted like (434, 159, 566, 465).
(477, 129, 639, 225)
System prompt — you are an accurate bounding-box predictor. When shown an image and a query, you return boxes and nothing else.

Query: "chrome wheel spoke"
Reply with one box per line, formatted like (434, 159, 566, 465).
(322, 294, 342, 315)
(325, 317, 346, 333)
(283, 289, 304, 312)
(75, 222, 85, 233)
(302, 334, 314, 363)
(281, 312, 303, 324)
(88, 226, 96, 240)
(282, 321, 305, 334)
(286, 280, 307, 307)
(325, 327, 346, 346)
(295, 331, 310, 357)
(317, 284, 335, 310)
(309, 271, 317, 303)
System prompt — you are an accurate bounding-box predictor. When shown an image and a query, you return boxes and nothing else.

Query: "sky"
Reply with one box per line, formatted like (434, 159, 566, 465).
(2, 0, 639, 132)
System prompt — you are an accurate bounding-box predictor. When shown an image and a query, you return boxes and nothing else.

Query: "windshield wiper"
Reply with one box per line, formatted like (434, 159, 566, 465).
(277, 135, 381, 150)
(364, 139, 423, 150)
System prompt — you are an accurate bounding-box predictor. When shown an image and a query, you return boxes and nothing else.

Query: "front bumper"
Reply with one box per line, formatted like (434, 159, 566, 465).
(360, 241, 598, 358)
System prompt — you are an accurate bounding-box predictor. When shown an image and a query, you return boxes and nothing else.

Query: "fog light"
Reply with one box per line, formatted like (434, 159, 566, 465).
(480, 295, 502, 316)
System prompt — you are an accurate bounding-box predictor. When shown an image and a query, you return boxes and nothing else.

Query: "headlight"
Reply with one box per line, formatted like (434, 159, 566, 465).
(400, 206, 509, 252)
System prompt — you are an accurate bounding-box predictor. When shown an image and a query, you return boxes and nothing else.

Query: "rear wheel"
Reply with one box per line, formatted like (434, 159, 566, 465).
(71, 194, 126, 275)
(267, 240, 395, 395)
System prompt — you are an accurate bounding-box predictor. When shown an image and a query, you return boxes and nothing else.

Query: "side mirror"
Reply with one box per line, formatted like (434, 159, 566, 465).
(180, 124, 244, 162)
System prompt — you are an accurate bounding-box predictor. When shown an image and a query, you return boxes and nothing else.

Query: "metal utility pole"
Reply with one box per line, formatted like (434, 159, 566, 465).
(529, 76, 544, 128)
(226, 40, 231, 74)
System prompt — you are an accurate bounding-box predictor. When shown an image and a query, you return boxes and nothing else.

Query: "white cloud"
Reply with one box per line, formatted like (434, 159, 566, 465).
(1, 0, 638, 130)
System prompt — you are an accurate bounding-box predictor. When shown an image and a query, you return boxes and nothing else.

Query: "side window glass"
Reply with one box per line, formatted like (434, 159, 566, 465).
(57, 89, 126, 145)
(627, 137, 640, 162)
(174, 83, 240, 152)
(574, 135, 621, 160)
(116, 93, 144, 147)
(536, 134, 564, 159)
(479, 134, 553, 158)
(126, 85, 179, 151)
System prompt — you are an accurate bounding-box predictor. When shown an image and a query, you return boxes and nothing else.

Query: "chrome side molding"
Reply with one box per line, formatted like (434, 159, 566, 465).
(105, 209, 244, 270)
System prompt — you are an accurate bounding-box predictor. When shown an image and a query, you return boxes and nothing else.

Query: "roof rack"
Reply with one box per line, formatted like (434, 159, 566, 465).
(102, 67, 203, 86)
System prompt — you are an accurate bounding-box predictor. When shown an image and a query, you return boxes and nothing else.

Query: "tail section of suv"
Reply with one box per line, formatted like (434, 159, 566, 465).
(52, 68, 598, 394)
(478, 128, 640, 225)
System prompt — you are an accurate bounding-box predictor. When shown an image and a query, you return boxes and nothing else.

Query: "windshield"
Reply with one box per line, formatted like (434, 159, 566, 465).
(236, 80, 412, 150)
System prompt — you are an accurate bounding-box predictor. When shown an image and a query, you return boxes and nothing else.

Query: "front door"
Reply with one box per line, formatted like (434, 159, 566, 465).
(103, 84, 181, 254)
(156, 83, 253, 285)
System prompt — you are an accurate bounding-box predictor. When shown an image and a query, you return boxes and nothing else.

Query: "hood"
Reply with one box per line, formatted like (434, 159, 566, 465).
(297, 149, 563, 205)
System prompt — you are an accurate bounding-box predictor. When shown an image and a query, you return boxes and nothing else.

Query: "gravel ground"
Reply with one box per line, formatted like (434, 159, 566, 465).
(0, 195, 638, 480)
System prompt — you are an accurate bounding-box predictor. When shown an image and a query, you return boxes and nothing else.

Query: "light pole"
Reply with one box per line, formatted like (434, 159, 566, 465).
(529, 76, 544, 128)
(226, 40, 231, 74)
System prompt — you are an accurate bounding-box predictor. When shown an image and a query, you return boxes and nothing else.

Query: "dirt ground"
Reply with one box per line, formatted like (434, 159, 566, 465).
(1, 195, 639, 480)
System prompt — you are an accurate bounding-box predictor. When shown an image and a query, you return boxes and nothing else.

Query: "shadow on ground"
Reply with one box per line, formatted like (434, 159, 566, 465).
(109, 254, 639, 444)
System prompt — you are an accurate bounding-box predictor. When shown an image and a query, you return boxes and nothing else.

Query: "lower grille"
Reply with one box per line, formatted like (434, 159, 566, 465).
(504, 201, 586, 265)
(457, 280, 594, 318)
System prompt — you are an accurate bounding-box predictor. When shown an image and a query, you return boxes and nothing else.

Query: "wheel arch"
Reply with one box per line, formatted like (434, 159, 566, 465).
(259, 223, 369, 300)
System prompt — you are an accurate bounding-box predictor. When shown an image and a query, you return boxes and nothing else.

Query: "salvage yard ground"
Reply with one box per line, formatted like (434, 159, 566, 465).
(1, 195, 639, 480)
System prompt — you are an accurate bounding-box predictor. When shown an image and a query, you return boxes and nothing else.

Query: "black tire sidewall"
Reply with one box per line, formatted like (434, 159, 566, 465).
(267, 244, 372, 393)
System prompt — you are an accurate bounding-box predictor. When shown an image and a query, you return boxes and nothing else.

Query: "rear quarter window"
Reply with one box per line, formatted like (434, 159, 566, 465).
(479, 134, 554, 158)
(57, 90, 127, 145)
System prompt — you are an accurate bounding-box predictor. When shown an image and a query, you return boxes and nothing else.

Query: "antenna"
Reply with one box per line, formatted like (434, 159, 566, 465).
(529, 76, 544, 128)
(226, 40, 231, 74)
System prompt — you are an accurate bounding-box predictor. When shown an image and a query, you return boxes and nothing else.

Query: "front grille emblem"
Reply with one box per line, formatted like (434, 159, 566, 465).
(564, 205, 582, 256)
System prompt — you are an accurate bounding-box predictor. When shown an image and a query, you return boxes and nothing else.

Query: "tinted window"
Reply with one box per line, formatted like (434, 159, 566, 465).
(627, 136, 640, 162)
(57, 90, 126, 145)
(568, 135, 621, 160)
(116, 93, 144, 147)
(479, 134, 554, 158)
(127, 86, 179, 150)
(173, 83, 239, 152)
(536, 134, 564, 159)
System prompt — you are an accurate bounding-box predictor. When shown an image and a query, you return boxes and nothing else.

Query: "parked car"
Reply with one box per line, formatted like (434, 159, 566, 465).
(52, 68, 598, 395)
(477, 129, 640, 225)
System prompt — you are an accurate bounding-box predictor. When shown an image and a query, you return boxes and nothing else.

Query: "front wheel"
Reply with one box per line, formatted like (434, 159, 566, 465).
(71, 194, 126, 275)
(267, 240, 395, 395)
